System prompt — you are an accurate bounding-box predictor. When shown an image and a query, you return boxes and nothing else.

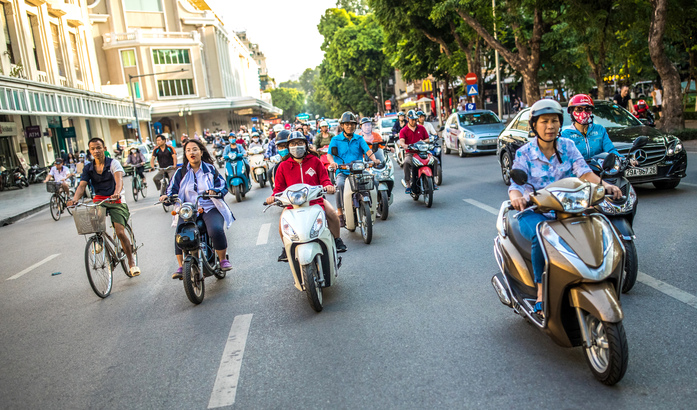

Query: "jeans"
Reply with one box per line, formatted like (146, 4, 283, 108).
(133, 165, 145, 182)
(175, 208, 227, 255)
(403, 153, 417, 186)
(335, 172, 348, 210)
(373, 148, 385, 163)
(516, 210, 553, 284)
(154, 168, 177, 191)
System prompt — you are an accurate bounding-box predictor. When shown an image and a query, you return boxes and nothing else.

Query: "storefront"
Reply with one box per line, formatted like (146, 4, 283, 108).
(0, 120, 18, 169)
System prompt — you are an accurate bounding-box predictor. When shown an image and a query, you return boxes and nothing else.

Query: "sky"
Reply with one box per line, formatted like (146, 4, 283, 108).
(208, 0, 338, 83)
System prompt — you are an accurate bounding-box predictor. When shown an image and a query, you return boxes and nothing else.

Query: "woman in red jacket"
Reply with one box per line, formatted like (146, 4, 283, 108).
(266, 132, 347, 262)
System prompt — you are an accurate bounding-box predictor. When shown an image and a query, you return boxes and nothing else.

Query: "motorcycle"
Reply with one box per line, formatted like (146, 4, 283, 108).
(492, 162, 629, 385)
(0, 165, 29, 190)
(336, 159, 378, 244)
(400, 140, 436, 208)
(214, 146, 225, 168)
(248, 146, 269, 188)
(427, 135, 443, 186)
(28, 164, 48, 184)
(224, 151, 251, 203)
(366, 144, 394, 220)
(158, 193, 228, 305)
(586, 136, 648, 293)
(263, 184, 341, 312)
(318, 146, 335, 185)
(635, 109, 655, 127)
(266, 154, 281, 191)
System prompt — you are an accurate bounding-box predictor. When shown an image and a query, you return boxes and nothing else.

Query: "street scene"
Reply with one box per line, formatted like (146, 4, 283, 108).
(2, 0, 697, 408)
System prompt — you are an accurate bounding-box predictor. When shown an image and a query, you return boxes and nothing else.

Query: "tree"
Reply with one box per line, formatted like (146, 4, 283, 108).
(336, 0, 370, 15)
(278, 80, 302, 90)
(267, 88, 305, 121)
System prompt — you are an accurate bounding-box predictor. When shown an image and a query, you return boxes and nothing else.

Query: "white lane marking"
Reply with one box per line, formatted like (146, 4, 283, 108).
(256, 223, 271, 246)
(208, 314, 254, 409)
(7, 254, 61, 280)
(463, 198, 498, 215)
(637, 272, 697, 310)
(680, 182, 697, 187)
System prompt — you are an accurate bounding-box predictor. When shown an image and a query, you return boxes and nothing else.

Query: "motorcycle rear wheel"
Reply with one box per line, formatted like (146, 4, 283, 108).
(302, 262, 323, 312)
(621, 240, 638, 293)
(358, 202, 373, 244)
(583, 315, 628, 386)
(422, 176, 434, 208)
(183, 258, 205, 304)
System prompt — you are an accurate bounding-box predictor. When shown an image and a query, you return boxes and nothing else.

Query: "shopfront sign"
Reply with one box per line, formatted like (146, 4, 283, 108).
(62, 127, 76, 138)
(0, 122, 18, 137)
(47, 116, 61, 128)
(25, 125, 41, 139)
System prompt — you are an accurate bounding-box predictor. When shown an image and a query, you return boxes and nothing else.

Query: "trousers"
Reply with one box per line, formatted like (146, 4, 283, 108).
(516, 210, 553, 284)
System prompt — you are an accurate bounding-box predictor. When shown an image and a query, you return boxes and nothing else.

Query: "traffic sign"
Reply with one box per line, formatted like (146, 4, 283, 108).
(465, 72, 477, 85)
(467, 84, 479, 96)
(465, 103, 476, 111)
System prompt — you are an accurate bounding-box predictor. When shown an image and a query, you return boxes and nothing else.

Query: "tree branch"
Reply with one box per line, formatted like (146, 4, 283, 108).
(456, 8, 523, 71)
(419, 29, 453, 57)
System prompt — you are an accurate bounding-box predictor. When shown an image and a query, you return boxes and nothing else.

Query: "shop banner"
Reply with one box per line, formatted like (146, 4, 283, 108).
(0, 122, 18, 137)
(25, 125, 41, 138)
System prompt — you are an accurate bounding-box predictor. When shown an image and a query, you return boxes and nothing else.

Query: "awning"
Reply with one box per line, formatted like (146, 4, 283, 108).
(416, 97, 433, 103)
(150, 96, 282, 116)
(400, 101, 417, 109)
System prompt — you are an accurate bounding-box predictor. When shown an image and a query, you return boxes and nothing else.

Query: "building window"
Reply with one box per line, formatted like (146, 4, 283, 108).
(152, 49, 190, 65)
(157, 79, 194, 97)
(1, 5, 15, 64)
(121, 49, 136, 67)
(27, 14, 44, 71)
(69, 33, 82, 81)
(50, 24, 66, 77)
(124, 0, 162, 12)
(127, 81, 142, 99)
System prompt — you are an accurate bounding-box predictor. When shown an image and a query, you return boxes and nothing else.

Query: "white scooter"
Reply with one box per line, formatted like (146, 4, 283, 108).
(337, 160, 378, 244)
(366, 149, 394, 220)
(248, 145, 268, 188)
(263, 184, 341, 312)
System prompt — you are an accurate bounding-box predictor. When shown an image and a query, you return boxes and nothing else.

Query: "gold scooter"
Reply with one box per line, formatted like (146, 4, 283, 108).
(492, 156, 628, 385)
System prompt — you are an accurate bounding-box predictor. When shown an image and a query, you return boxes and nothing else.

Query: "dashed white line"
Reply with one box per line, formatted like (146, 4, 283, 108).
(637, 272, 697, 310)
(208, 314, 253, 409)
(463, 198, 499, 215)
(7, 254, 61, 280)
(256, 223, 271, 246)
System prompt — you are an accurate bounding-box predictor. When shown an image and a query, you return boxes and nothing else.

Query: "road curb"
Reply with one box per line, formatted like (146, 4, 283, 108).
(0, 203, 49, 227)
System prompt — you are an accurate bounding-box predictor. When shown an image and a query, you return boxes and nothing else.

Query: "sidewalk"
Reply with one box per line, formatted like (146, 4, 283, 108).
(0, 183, 51, 226)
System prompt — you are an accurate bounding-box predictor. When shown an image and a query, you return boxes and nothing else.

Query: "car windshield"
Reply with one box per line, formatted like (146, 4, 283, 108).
(563, 103, 642, 129)
(458, 112, 500, 126)
(381, 118, 397, 128)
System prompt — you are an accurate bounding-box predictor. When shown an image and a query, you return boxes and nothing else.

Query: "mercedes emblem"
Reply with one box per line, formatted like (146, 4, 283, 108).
(633, 149, 648, 164)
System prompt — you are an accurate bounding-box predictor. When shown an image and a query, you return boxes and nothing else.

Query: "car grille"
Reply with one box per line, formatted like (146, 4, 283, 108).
(616, 143, 665, 166)
(477, 144, 498, 151)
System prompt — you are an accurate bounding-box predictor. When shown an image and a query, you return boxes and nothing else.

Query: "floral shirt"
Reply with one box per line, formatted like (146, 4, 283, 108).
(509, 137, 592, 197)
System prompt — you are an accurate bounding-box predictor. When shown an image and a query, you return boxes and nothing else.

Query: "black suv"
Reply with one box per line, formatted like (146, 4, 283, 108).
(496, 101, 687, 189)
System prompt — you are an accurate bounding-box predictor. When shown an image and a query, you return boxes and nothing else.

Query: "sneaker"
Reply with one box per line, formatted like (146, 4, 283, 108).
(172, 266, 183, 280)
(335, 237, 347, 253)
(278, 248, 288, 262)
(220, 259, 232, 271)
(405, 187, 412, 194)
(339, 214, 346, 228)
(433, 184, 439, 191)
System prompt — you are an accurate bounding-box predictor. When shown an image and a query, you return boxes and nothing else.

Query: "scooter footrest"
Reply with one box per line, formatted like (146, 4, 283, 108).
(337, 256, 342, 270)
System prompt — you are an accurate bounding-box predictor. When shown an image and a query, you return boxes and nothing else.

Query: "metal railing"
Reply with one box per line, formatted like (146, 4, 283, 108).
(103, 30, 199, 45)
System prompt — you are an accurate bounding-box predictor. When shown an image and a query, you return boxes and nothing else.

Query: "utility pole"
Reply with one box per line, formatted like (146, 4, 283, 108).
(493, 0, 503, 118)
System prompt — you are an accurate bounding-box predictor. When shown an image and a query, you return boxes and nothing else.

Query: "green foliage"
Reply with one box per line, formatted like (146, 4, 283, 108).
(278, 80, 302, 90)
(267, 87, 305, 121)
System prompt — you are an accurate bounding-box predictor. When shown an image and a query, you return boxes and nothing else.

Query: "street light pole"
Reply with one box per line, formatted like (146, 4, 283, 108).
(128, 68, 187, 144)
(493, 0, 503, 118)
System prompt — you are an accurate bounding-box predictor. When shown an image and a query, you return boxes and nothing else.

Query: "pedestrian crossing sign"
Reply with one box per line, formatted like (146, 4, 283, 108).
(467, 84, 479, 96)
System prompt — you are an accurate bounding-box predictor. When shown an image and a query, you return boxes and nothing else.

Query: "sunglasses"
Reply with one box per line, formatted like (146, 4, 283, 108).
(573, 107, 593, 113)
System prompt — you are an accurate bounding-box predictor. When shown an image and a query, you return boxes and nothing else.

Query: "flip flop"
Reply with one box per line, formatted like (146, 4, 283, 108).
(129, 266, 141, 277)
(534, 301, 544, 319)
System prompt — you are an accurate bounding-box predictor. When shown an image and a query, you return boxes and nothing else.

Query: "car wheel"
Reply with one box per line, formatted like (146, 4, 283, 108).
(652, 179, 680, 190)
(443, 139, 451, 155)
(501, 151, 512, 186)
(458, 141, 467, 158)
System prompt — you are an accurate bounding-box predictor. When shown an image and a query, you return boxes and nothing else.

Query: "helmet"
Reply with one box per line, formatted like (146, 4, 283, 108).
(637, 99, 648, 108)
(251, 132, 259, 137)
(273, 124, 284, 133)
(359, 117, 372, 125)
(407, 110, 418, 120)
(567, 94, 594, 113)
(319, 120, 328, 127)
(288, 131, 307, 144)
(529, 99, 564, 135)
(340, 111, 357, 124)
(397, 111, 405, 117)
(416, 110, 425, 117)
(275, 130, 291, 145)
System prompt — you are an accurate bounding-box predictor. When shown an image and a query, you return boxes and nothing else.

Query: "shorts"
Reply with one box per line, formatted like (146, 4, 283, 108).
(101, 202, 130, 227)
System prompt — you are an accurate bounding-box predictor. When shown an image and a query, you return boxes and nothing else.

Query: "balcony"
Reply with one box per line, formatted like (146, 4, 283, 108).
(36, 71, 48, 83)
(102, 30, 201, 49)
(59, 76, 69, 87)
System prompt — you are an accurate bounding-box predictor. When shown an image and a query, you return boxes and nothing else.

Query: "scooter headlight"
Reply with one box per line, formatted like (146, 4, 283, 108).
(179, 204, 195, 220)
(550, 185, 591, 213)
(281, 217, 299, 241)
(287, 187, 309, 206)
(310, 213, 325, 239)
(351, 162, 365, 172)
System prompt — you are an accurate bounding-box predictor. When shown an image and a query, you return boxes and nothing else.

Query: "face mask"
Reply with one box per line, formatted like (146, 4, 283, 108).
(289, 145, 306, 158)
(361, 124, 372, 134)
(572, 111, 593, 125)
(278, 148, 289, 157)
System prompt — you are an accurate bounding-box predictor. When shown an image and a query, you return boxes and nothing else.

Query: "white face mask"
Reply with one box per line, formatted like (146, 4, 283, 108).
(361, 124, 372, 135)
(289, 145, 306, 158)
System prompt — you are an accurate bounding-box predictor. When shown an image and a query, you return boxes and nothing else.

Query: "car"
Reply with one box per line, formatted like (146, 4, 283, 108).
(326, 119, 340, 135)
(496, 100, 688, 188)
(441, 110, 506, 157)
(120, 143, 153, 174)
(378, 117, 398, 142)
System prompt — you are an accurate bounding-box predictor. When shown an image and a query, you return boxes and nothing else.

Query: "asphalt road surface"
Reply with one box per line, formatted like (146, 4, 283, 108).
(1, 150, 696, 409)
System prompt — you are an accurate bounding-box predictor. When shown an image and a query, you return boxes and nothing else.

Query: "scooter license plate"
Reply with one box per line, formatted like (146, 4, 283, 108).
(626, 164, 657, 177)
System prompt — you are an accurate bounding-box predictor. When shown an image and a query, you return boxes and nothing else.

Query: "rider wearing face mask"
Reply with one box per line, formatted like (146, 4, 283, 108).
(249, 132, 263, 149)
(223, 136, 250, 179)
(560, 94, 620, 161)
(358, 117, 386, 163)
(266, 131, 347, 262)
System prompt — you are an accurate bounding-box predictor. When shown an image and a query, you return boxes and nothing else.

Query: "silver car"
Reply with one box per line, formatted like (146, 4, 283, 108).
(441, 110, 506, 157)
(378, 116, 398, 142)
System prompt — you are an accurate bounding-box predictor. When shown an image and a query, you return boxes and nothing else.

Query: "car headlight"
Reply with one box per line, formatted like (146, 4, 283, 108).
(668, 139, 683, 155)
(310, 214, 325, 238)
(464, 132, 476, 140)
(550, 185, 591, 213)
(281, 217, 299, 240)
(287, 188, 308, 205)
(179, 204, 195, 220)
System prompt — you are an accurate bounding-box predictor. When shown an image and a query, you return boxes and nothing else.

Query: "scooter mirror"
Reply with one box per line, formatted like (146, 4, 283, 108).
(331, 147, 338, 157)
(510, 169, 528, 186)
(602, 153, 618, 171)
(632, 135, 649, 149)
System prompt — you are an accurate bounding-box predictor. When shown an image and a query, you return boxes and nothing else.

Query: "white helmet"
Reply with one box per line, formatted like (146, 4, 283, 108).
(273, 124, 284, 133)
(319, 120, 328, 127)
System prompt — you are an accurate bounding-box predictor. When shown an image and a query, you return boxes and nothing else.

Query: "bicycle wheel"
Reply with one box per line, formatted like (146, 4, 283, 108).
(84, 235, 114, 298)
(50, 195, 62, 221)
(64, 192, 73, 216)
(118, 225, 139, 277)
(132, 177, 139, 202)
(140, 178, 148, 198)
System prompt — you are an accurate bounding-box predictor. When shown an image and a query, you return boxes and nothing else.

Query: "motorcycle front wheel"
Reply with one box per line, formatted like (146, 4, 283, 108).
(234, 186, 242, 203)
(582, 314, 628, 386)
(183, 258, 205, 304)
(302, 261, 323, 312)
(621, 240, 638, 293)
(422, 176, 434, 208)
(358, 201, 373, 244)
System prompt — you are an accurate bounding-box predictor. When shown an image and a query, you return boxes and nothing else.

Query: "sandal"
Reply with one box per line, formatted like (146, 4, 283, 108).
(129, 266, 141, 277)
(534, 301, 544, 319)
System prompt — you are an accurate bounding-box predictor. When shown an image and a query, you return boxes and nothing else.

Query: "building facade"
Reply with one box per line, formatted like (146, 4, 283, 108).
(236, 30, 274, 91)
(0, 0, 150, 169)
(89, 0, 279, 142)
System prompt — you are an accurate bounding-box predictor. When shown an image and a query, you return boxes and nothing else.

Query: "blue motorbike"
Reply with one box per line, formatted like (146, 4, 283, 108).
(225, 151, 251, 202)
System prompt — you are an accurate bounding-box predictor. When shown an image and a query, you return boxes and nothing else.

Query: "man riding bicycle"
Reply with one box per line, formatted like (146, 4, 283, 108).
(151, 134, 178, 191)
(44, 158, 73, 195)
(68, 137, 140, 276)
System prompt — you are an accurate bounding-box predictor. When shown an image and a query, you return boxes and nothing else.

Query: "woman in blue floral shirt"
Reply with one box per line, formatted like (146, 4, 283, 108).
(508, 99, 622, 317)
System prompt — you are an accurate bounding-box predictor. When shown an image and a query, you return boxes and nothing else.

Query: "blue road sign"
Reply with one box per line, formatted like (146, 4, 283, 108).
(465, 103, 476, 111)
(467, 84, 479, 96)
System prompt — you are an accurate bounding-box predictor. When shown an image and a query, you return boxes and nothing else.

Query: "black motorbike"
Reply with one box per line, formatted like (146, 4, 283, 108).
(160, 193, 228, 305)
(214, 145, 225, 168)
(0, 165, 28, 190)
(586, 136, 649, 293)
(28, 164, 48, 184)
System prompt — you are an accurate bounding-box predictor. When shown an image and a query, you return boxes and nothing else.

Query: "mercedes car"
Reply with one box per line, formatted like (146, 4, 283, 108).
(442, 110, 506, 157)
(496, 100, 687, 189)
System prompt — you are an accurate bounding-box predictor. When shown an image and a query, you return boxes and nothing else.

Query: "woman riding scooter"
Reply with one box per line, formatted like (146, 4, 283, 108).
(266, 131, 347, 262)
(561, 94, 621, 160)
(508, 99, 622, 317)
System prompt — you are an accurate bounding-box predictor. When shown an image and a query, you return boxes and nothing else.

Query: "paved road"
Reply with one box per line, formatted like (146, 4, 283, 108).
(1, 152, 696, 409)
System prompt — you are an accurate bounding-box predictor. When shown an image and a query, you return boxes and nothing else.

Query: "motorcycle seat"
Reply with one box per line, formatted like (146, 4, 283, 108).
(506, 213, 533, 262)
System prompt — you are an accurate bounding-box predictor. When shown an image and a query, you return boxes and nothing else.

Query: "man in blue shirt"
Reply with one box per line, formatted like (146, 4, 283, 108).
(327, 111, 381, 227)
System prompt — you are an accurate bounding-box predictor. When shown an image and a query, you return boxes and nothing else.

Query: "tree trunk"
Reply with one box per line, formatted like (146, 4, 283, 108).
(649, 0, 684, 131)
(360, 76, 381, 115)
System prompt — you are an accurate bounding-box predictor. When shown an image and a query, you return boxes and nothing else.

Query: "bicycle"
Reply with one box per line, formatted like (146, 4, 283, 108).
(130, 165, 147, 202)
(71, 199, 141, 298)
(47, 181, 73, 221)
(153, 166, 175, 212)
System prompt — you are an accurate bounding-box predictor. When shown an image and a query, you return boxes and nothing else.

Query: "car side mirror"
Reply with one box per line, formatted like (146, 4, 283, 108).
(331, 147, 338, 157)
(510, 169, 528, 186)
(438, 126, 444, 132)
(602, 153, 618, 171)
(450, 123, 458, 129)
(632, 136, 649, 149)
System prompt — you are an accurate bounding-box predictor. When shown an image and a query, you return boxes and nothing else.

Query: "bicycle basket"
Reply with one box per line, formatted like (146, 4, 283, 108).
(349, 173, 374, 191)
(73, 206, 107, 235)
(46, 182, 61, 193)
